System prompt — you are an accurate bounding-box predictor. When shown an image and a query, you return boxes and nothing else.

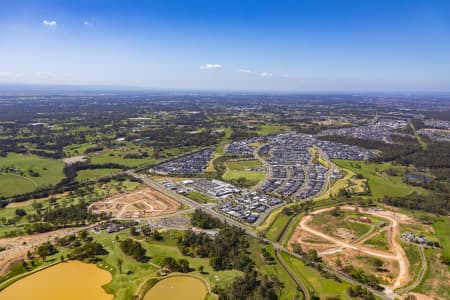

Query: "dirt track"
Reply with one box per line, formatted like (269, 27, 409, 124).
(297, 206, 409, 289)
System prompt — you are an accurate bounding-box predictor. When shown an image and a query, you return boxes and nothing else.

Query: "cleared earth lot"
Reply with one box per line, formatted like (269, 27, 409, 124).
(90, 187, 180, 219)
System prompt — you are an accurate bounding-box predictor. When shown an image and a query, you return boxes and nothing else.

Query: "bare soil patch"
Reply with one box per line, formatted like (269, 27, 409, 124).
(90, 187, 180, 219)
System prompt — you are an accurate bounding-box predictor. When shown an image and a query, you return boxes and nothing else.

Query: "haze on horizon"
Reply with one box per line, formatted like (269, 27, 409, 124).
(1, 0, 450, 92)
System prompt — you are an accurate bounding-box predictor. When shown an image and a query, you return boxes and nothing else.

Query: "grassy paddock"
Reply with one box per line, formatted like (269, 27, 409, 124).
(265, 212, 291, 241)
(332, 159, 413, 198)
(433, 217, 450, 259)
(222, 159, 266, 186)
(280, 252, 352, 299)
(186, 191, 215, 204)
(0, 153, 65, 197)
(75, 168, 122, 182)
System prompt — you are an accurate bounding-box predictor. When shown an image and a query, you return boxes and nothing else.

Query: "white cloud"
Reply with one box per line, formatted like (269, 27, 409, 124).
(42, 20, 57, 27)
(260, 72, 273, 77)
(84, 21, 90, 25)
(200, 64, 222, 70)
(239, 69, 252, 73)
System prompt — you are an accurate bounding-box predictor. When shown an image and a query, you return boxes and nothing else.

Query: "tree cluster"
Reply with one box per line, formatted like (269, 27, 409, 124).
(381, 193, 449, 215)
(178, 226, 253, 272)
(160, 257, 191, 273)
(190, 209, 222, 229)
(215, 269, 282, 300)
(120, 238, 148, 262)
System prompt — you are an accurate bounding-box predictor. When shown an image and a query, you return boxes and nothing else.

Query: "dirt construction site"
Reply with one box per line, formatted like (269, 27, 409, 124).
(90, 187, 181, 219)
(289, 205, 412, 291)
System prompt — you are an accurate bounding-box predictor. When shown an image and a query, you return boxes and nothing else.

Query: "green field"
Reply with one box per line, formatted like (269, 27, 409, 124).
(88, 149, 156, 167)
(414, 248, 450, 299)
(186, 191, 215, 204)
(401, 242, 422, 285)
(433, 217, 450, 260)
(88, 145, 198, 167)
(0, 174, 36, 197)
(332, 160, 414, 198)
(363, 230, 389, 250)
(309, 210, 373, 240)
(75, 168, 122, 182)
(0, 153, 65, 197)
(280, 252, 352, 299)
(265, 212, 290, 242)
(223, 160, 266, 186)
(64, 143, 93, 156)
(257, 124, 290, 136)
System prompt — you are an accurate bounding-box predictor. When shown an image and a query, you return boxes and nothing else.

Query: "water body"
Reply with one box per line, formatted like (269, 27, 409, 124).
(144, 276, 208, 300)
(0, 260, 112, 300)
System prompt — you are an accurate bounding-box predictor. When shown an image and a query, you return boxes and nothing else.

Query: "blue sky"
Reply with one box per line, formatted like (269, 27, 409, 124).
(1, 0, 449, 91)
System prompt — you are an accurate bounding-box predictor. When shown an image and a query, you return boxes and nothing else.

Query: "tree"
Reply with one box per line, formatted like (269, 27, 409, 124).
(130, 226, 138, 236)
(306, 249, 320, 262)
(117, 258, 123, 274)
(37, 242, 58, 262)
(79, 230, 88, 240)
(292, 243, 303, 255)
(151, 230, 163, 241)
(15, 208, 27, 217)
(198, 265, 204, 274)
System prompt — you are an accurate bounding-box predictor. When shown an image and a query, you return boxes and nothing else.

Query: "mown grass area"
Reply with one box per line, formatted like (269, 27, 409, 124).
(332, 159, 413, 198)
(75, 168, 122, 182)
(186, 191, 215, 204)
(265, 212, 291, 242)
(433, 217, 450, 260)
(257, 124, 290, 136)
(401, 242, 422, 285)
(88, 149, 156, 167)
(413, 248, 450, 299)
(280, 252, 352, 299)
(363, 230, 389, 250)
(223, 160, 266, 186)
(95, 230, 241, 300)
(0, 153, 66, 197)
(64, 143, 92, 157)
(0, 174, 36, 198)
